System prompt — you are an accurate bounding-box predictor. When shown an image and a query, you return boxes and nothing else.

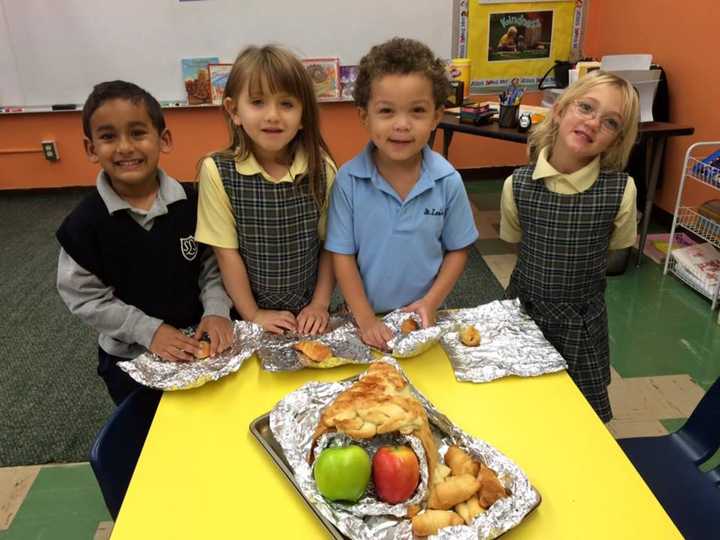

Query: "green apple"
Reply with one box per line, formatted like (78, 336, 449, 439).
(313, 445, 371, 503)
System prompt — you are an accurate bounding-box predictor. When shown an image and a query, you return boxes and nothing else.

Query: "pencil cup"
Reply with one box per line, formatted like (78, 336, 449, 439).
(498, 105, 519, 128)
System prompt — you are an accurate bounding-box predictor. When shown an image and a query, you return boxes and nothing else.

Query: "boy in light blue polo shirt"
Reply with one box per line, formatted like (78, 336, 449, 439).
(326, 38, 478, 349)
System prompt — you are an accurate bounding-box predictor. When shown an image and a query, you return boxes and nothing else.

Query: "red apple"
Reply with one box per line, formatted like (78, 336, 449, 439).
(372, 445, 420, 504)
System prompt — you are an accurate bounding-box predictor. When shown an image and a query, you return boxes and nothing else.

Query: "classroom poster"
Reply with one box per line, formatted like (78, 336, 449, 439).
(467, 1, 577, 93)
(488, 11, 553, 62)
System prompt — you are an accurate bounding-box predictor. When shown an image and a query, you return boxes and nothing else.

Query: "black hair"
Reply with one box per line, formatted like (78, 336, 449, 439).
(82, 80, 166, 138)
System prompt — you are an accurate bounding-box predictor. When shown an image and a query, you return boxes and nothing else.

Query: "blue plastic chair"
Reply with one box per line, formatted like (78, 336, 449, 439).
(90, 388, 162, 520)
(617, 377, 720, 539)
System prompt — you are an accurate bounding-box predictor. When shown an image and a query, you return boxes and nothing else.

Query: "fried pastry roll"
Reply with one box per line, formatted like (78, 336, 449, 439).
(411, 510, 464, 536)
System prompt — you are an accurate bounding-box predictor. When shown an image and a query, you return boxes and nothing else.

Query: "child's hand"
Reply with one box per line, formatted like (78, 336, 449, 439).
(297, 302, 330, 335)
(253, 309, 297, 334)
(194, 315, 233, 356)
(357, 317, 394, 351)
(150, 323, 202, 362)
(402, 299, 438, 328)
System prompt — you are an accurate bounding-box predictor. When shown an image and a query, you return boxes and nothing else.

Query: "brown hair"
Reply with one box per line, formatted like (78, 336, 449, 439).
(215, 44, 332, 207)
(528, 70, 640, 171)
(353, 37, 450, 110)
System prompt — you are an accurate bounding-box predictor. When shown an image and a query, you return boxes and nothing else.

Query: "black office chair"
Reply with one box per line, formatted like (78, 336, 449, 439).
(617, 377, 720, 539)
(90, 388, 162, 520)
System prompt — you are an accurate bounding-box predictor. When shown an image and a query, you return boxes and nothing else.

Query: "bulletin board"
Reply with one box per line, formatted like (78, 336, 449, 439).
(466, 0, 584, 93)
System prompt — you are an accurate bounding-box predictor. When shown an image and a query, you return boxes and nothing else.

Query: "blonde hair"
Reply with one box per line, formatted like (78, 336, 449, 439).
(214, 44, 332, 207)
(528, 70, 640, 171)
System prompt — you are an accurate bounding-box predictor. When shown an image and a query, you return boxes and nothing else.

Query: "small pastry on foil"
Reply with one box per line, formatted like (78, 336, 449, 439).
(445, 445, 479, 477)
(411, 509, 464, 536)
(455, 495, 484, 525)
(459, 325, 481, 347)
(400, 317, 420, 334)
(194, 340, 211, 360)
(476, 463, 509, 509)
(293, 340, 332, 365)
(427, 473, 481, 510)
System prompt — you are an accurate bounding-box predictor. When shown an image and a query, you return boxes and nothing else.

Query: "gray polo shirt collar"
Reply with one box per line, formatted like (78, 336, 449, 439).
(96, 169, 187, 218)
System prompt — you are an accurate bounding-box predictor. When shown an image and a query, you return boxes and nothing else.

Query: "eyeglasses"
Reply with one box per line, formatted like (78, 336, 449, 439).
(571, 100, 624, 134)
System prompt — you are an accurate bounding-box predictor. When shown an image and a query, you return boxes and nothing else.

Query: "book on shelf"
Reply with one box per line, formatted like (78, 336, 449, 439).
(671, 242, 720, 296)
(301, 58, 340, 101)
(208, 63, 233, 105)
(339, 65, 358, 101)
(691, 149, 720, 186)
(182, 57, 219, 105)
(638, 232, 696, 264)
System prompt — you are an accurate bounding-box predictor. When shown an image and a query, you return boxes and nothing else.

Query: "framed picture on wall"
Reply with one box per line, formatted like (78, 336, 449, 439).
(208, 63, 233, 105)
(301, 57, 340, 101)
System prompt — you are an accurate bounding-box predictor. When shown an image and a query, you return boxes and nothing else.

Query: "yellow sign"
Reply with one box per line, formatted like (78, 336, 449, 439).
(468, 1, 576, 90)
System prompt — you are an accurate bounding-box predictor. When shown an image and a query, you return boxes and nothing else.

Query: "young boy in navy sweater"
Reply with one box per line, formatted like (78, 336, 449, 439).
(56, 81, 233, 405)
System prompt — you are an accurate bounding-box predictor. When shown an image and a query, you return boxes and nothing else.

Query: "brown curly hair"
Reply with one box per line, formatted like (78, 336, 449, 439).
(353, 37, 450, 110)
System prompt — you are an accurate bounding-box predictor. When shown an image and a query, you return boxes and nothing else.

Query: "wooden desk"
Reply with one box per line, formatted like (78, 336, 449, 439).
(433, 114, 694, 267)
(111, 348, 680, 539)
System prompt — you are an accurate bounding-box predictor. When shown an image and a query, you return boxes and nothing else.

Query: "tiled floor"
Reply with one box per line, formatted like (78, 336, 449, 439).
(1, 179, 719, 539)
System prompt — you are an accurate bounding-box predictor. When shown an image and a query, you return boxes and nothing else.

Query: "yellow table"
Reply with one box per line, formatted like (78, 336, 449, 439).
(111, 346, 681, 539)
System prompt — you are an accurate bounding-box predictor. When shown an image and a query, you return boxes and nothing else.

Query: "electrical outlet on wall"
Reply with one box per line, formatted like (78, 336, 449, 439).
(41, 140, 59, 161)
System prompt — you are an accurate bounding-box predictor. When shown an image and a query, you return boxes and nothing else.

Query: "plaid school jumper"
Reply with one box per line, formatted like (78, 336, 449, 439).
(505, 165, 627, 422)
(214, 155, 324, 312)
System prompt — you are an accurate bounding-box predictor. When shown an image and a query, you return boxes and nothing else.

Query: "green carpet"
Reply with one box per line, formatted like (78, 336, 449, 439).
(0, 189, 113, 467)
(0, 188, 503, 467)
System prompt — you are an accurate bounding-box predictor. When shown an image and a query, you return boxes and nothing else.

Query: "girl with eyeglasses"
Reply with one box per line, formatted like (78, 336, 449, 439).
(499, 70, 640, 422)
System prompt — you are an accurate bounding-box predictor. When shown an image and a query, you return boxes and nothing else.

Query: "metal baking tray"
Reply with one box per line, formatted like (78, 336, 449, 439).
(250, 412, 542, 539)
(250, 412, 346, 539)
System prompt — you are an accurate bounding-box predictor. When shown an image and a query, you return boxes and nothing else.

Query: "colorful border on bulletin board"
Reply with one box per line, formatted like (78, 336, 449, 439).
(467, 0, 582, 94)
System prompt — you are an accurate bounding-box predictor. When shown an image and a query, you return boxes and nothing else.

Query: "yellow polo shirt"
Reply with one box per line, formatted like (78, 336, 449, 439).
(499, 148, 637, 250)
(196, 151, 336, 249)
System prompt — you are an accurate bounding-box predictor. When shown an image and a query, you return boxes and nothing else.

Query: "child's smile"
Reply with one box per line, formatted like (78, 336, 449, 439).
(84, 98, 171, 193)
(360, 73, 442, 168)
(551, 84, 624, 171)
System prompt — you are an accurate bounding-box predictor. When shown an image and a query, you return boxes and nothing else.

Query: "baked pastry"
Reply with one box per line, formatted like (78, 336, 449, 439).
(194, 340, 211, 360)
(445, 445, 480, 477)
(454, 495, 484, 525)
(310, 362, 439, 485)
(459, 325, 481, 347)
(400, 317, 419, 334)
(427, 474, 481, 510)
(411, 509, 464, 536)
(293, 340, 332, 366)
(477, 463, 508, 508)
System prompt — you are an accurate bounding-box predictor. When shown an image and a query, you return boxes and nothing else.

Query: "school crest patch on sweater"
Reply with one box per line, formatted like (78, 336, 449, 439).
(180, 235, 198, 261)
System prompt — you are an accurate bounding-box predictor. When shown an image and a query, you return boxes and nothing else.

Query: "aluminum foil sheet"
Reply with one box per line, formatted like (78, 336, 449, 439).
(269, 357, 539, 540)
(384, 311, 456, 358)
(258, 315, 373, 371)
(117, 320, 263, 390)
(440, 299, 567, 383)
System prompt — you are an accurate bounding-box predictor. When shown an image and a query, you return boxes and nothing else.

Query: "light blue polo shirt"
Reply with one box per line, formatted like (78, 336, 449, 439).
(326, 143, 478, 313)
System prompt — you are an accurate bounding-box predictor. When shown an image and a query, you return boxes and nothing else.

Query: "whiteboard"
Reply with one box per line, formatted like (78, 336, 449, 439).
(0, 0, 453, 107)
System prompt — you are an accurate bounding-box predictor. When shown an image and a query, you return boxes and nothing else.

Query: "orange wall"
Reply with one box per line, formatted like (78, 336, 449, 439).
(0, 98, 534, 190)
(584, 0, 719, 213)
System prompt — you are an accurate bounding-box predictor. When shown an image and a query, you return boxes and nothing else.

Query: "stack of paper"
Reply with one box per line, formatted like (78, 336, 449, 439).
(601, 54, 660, 122)
(671, 242, 720, 297)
